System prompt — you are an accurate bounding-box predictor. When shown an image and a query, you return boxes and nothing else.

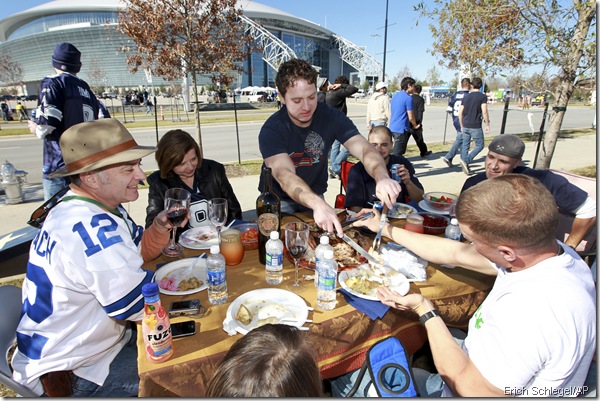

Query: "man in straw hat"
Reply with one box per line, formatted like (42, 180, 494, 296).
(13, 118, 182, 397)
(461, 134, 596, 250)
(29, 42, 106, 201)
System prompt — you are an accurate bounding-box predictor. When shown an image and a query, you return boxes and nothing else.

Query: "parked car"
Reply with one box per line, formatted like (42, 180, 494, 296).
(247, 91, 267, 103)
(18, 95, 37, 101)
(351, 89, 366, 99)
(101, 92, 118, 99)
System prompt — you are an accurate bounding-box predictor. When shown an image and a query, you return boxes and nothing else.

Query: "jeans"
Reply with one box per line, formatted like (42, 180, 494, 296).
(70, 328, 139, 397)
(392, 131, 409, 156)
(330, 140, 349, 175)
(43, 177, 70, 201)
(461, 127, 484, 164)
(444, 130, 467, 162)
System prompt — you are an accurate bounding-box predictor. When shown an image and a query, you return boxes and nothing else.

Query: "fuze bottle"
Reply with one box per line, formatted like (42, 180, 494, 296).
(141, 282, 174, 363)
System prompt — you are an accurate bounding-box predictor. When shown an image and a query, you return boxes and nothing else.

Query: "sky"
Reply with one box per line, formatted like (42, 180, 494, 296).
(0, 0, 457, 83)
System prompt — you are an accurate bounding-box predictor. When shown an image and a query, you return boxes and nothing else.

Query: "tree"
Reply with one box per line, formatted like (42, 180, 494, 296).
(394, 65, 414, 83)
(0, 50, 24, 93)
(118, 0, 257, 156)
(426, 65, 443, 86)
(416, 0, 596, 169)
(87, 56, 107, 95)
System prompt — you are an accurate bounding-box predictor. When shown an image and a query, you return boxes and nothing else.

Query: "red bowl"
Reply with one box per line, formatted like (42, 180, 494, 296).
(418, 213, 449, 235)
(235, 223, 259, 250)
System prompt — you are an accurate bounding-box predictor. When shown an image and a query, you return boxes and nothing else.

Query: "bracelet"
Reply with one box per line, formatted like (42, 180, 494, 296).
(419, 309, 441, 325)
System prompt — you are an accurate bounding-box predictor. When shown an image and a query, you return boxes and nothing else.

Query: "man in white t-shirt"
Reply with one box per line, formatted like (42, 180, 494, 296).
(345, 174, 596, 397)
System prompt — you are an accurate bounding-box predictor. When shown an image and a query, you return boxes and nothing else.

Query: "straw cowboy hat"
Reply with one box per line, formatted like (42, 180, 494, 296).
(50, 118, 157, 178)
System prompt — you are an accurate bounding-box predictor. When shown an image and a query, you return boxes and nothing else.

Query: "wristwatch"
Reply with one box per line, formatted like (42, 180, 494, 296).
(419, 309, 441, 325)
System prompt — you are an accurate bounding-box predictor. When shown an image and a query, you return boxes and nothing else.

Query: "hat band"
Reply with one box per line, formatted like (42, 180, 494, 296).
(66, 139, 138, 172)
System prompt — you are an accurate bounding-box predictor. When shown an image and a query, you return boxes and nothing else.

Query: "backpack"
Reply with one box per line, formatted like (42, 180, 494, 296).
(346, 337, 418, 397)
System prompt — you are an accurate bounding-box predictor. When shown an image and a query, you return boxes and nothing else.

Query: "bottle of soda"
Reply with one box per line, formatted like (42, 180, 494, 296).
(445, 218, 462, 241)
(314, 235, 334, 288)
(317, 249, 338, 311)
(142, 282, 174, 363)
(256, 166, 281, 264)
(265, 231, 284, 285)
(207, 245, 228, 305)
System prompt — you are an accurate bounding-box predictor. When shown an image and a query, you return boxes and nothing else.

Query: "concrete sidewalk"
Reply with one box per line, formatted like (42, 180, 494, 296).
(0, 133, 596, 238)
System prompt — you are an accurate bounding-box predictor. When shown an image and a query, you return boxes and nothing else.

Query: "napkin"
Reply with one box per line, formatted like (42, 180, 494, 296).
(339, 288, 390, 320)
(222, 316, 239, 336)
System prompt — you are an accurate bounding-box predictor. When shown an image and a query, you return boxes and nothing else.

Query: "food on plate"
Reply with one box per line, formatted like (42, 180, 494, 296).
(240, 228, 258, 243)
(195, 231, 216, 242)
(388, 204, 415, 218)
(429, 194, 453, 205)
(178, 277, 203, 291)
(303, 228, 369, 269)
(235, 304, 253, 325)
(158, 274, 203, 292)
(343, 264, 408, 298)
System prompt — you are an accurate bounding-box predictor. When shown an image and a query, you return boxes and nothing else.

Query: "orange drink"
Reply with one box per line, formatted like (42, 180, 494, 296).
(220, 229, 245, 266)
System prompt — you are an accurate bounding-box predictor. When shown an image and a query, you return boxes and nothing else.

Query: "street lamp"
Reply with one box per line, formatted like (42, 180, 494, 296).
(382, 0, 389, 82)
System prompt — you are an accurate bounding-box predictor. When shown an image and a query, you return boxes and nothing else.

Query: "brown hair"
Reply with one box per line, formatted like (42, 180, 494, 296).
(155, 129, 201, 179)
(456, 174, 559, 248)
(205, 324, 323, 397)
(369, 125, 393, 143)
(275, 59, 318, 98)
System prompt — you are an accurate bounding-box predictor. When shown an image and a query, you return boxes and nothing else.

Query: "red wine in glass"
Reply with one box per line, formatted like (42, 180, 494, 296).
(162, 188, 191, 258)
(167, 207, 188, 226)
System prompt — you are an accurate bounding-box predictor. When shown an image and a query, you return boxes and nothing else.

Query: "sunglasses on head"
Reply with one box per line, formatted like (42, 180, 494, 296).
(27, 186, 70, 229)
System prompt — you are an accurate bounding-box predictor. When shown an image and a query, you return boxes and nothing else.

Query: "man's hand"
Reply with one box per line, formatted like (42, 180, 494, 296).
(154, 210, 189, 234)
(312, 199, 343, 237)
(377, 287, 431, 316)
(374, 177, 401, 209)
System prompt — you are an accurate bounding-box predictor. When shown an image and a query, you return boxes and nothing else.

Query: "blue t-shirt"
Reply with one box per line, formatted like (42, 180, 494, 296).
(461, 91, 487, 129)
(258, 102, 359, 201)
(461, 166, 588, 213)
(37, 73, 100, 178)
(447, 90, 470, 131)
(388, 90, 413, 133)
(344, 154, 423, 209)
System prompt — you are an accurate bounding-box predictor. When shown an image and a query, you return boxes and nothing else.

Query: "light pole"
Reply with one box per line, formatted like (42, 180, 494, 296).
(382, 0, 389, 82)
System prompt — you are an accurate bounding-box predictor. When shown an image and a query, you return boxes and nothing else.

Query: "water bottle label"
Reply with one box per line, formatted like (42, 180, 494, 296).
(266, 252, 283, 266)
(207, 270, 226, 285)
(319, 276, 336, 291)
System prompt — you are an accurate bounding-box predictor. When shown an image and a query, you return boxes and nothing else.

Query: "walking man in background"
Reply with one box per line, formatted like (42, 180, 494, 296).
(389, 77, 420, 156)
(442, 78, 472, 168)
(29, 42, 103, 200)
(457, 77, 489, 175)
(366, 81, 391, 131)
(408, 84, 432, 157)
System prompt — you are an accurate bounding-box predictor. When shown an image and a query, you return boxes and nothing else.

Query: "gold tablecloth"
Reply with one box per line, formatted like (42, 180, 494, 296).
(137, 220, 495, 397)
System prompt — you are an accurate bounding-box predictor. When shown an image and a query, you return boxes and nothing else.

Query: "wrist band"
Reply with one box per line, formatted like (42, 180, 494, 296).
(419, 309, 441, 325)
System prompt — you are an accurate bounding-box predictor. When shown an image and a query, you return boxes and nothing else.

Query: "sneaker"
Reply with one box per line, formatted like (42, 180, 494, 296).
(420, 150, 433, 158)
(442, 157, 452, 167)
(459, 159, 471, 175)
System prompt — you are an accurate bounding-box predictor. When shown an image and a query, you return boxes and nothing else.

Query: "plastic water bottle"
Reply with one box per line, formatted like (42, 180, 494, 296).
(314, 235, 334, 288)
(445, 218, 462, 241)
(207, 245, 228, 305)
(265, 231, 283, 285)
(317, 249, 338, 310)
(141, 282, 173, 363)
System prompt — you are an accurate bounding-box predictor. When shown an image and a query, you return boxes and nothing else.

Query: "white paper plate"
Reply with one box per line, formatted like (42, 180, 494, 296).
(153, 257, 207, 295)
(418, 200, 450, 216)
(388, 202, 418, 219)
(225, 289, 310, 335)
(339, 265, 410, 301)
(179, 226, 219, 249)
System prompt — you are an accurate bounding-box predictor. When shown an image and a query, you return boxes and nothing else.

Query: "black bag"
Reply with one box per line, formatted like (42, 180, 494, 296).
(346, 337, 418, 397)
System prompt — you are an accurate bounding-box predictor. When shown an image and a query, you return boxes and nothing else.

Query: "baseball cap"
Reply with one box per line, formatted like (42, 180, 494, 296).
(375, 82, 387, 91)
(488, 134, 525, 159)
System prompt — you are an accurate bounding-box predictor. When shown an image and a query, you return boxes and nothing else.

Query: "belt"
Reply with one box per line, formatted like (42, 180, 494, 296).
(40, 371, 73, 397)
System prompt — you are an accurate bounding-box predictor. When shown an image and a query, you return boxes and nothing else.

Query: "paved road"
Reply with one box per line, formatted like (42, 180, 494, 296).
(0, 102, 595, 184)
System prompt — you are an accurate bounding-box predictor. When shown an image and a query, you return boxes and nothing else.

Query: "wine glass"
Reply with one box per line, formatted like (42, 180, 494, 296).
(285, 222, 310, 287)
(162, 188, 191, 258)
(208, 198, 228, 244)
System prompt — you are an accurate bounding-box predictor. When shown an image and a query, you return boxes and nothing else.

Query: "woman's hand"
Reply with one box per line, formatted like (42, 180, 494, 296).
(353, 207, 382, 232)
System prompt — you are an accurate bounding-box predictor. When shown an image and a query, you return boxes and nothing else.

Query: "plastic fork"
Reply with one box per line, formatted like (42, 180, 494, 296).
(372, 205, 389, 253)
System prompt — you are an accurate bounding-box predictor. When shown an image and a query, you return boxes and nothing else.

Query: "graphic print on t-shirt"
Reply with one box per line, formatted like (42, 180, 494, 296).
(189, 199, 210, 228)
(289, 130, 325, 167)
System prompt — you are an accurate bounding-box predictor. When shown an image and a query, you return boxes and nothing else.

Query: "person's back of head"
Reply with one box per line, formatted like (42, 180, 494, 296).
(400, 77, 416, 91)
(461, 78, 471, 89)
(414, 84, 422, 95)
(205, 324, 323, 397)
(52, 42, 82, 74)
(471, 77, 483, 90)
(275, 59, 318, 98)
(334, 75, 349, 85)
(456, 174, 559, 249)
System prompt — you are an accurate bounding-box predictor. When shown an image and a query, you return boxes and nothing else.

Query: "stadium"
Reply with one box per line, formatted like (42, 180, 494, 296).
(0, 0, 381, 97)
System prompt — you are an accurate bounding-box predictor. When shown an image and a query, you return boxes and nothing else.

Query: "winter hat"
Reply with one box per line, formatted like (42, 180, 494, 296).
(488, 134, 525, 159)
(51, 42, 82, 73)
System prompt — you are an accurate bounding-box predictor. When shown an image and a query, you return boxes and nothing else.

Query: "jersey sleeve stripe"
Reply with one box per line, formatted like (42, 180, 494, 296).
(104, 269, 154, 319)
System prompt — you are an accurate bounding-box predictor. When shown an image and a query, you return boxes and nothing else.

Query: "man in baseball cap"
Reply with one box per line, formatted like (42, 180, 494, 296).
(13, 119, 184, 397)
(461, 134, 595, 250)
(366, 81, 391, 131)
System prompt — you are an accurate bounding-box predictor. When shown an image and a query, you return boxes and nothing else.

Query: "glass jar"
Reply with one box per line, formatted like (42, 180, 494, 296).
(220, 229, 245, 266)
(404, 214, 425, 234)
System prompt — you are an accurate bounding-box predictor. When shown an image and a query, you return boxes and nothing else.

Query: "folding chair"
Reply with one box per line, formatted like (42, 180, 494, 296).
(335, 160, 355, 209)
(0, 285, 39, 397)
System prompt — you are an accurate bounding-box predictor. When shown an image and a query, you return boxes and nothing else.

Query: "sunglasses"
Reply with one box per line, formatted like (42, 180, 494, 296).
(27, 187, 70, 229)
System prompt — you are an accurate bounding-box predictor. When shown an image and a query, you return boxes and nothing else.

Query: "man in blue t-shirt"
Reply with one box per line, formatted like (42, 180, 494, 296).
(29, 42, 103, 200)
(457, 77, 490, 175)
(258, 59, 401, 236)
(442, 78, 472, 168)
(345, 126, 424, 212)
(388, 77, 420, 156)
(461, 134, 596, 249)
